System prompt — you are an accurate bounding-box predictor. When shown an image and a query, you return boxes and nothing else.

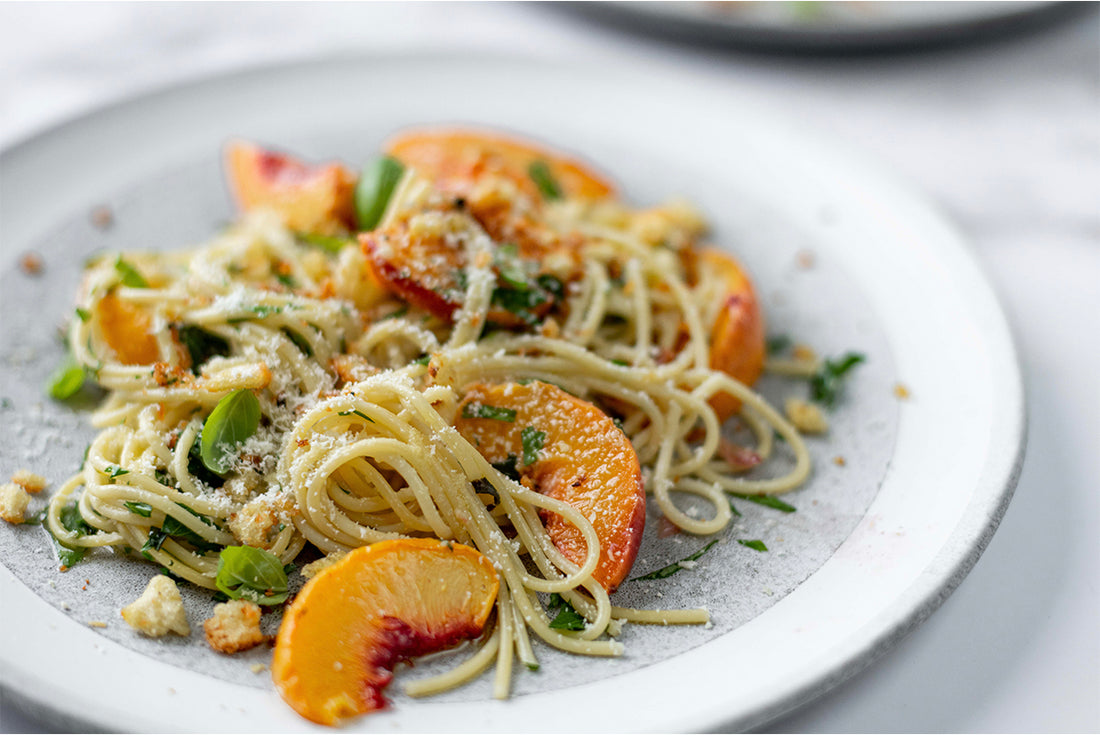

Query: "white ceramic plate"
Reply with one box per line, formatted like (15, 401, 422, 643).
(0, 54, 1024, 732)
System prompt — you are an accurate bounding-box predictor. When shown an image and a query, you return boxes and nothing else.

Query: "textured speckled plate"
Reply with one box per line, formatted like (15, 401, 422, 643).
(0, 54, 1023, 732)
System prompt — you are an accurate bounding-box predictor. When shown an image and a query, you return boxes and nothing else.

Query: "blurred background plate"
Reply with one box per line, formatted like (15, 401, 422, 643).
(571, 1, 1069, 52)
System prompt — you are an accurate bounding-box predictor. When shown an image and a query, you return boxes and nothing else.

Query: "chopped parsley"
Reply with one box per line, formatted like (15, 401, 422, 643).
(546, 593, 585, 630)
(124, 501, 153, 518)
(520, 426, 545, 467)
(738, 539, 768, 552)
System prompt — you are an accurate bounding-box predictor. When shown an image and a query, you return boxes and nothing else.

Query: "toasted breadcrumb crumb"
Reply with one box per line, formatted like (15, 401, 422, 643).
(90, 205, 114, 229)
(0, 482, 30, 524)
(88, 621, 108, 628)
(792, 344, 817, 362)
(204, 599, 265, 654)
(833, 455, 847, 467)
(894, 382, 911, 400)
(784, 398, 829, 434)
(19, 252, 43, 275)
(795, 249, 815, 269)
(11, 470, 47, 494)
(121, 575, 191, 637)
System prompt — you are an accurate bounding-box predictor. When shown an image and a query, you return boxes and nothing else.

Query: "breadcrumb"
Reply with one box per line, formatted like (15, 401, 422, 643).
(894, 382, 911, 400)
(11, 470, 47, 494)
(88, 621, 108, 628)
(121, 575, 191, 637)
(833, 455, 847, 467)
(0, 482, 30, 524)
(204, 599, 265, 654)
(785, 398, 829, 434)
(19, 252, 43, 275)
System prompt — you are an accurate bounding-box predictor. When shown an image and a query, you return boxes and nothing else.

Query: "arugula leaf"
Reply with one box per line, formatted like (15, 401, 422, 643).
(200, 389, 261, 475)
(114, 257, 148, 288)
(731, 493, 796, 514)
(355, 156, 405, 230)
(528, 160, 562, 201)
(738, 539, 768, 552)
(461, 403, 517, 422)
(46, 354, 86, 400)
(521, 426, 545, 467)
(215, 545, 289, 605)
(809, 352, 865, 409)
(177, 325, 230, 375)
(124, 501, 153, 517)
(632, 539, 719, 581)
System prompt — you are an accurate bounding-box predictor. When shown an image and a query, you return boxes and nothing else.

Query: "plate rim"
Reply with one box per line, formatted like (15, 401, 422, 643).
(0, 50, 1026, 733)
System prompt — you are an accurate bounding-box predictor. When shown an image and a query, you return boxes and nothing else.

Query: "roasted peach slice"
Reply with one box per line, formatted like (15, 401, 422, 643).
(385, 128, 615, 202)
(454, 381, 645, 592)
(224, 142, 356, 236)
(97, 292, 160, 365)
(272, 539, 499, 725)
(702, 248, 766, 421)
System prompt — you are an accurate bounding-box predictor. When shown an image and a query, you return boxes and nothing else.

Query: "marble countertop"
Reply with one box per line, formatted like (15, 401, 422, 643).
(1, 3, 1097, 732)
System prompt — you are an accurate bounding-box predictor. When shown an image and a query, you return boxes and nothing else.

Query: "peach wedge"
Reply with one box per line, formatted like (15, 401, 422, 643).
(224, 141, 356, 236)
(455, 381, 646, 592)
(272, 539, 499, 725)
(385, 128, 615, 202)
(701, 248, 766, 421)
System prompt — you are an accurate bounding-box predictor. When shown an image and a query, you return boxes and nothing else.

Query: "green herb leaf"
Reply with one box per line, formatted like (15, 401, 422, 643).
(547, 594, 585, 631)
(809, 352, 865, 409)
(249, 305, 282, 319)
(161, 514, 220, 551)
(142, 527, 168, 555)
(355, 156, 405, 230)
(282, 327, 314, 357)
(215, 545, 289, 605)
(412, 354, 431, 366)
(528, 160, 562, 201)
(177, 325, 231, 375)
(43, 502, 94, 568)
(380, 306, 409, 321)
(461, 403, 517, 422)
(200, 389, 261, 475)
(46, 354, 85, 400)
(766, 335, 792, 355)
(187, 432, 225, 489)
(125, 501, 153, 517)
(521, 426, 545, 467)
(75, 307, 91, 322)
(738, 539, 768, 552)
(491, 454, 521, 482)
(632, 539, 719, 581)
(114, 257, 148, 288)
(337, 409, 374, 423)
(59, 502, 95, 537)
(731, 493, 796, 513)
(103, 465, 129, 479)
(296, 231, 354, 254)
(275, 272, 297, 289)
(493, 243, 530, 290)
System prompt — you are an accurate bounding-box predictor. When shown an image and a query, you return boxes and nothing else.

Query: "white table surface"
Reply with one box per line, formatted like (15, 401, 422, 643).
(1, 3, 1097, 732)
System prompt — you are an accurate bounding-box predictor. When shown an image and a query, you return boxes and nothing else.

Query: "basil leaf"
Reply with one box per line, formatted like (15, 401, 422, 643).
(125, 501, 153, 517)
(491, 454, 521, 482)
(177, 325, 230, 375)
(632, 539, 718, 581)
(521, 426, 545, 467)
(43, 502, 94, 568)
(216, 545, 289, 605)
(161, 514, 220, 552)
(114, 257, 148, 288)
(355, 156, 405, 231)
(142, 527, 168, 556)
(46, 354, 85, 400)
(461, 403, 517, 422)
(187, 432, 225, 489)
(731, 493, 796, 514)
(809, 352, 866, 409)
(296, 231, 354, 254)
(528, 160, 562, 201)
(200, 389, 261, 475)
(738, 539, 768, 552)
